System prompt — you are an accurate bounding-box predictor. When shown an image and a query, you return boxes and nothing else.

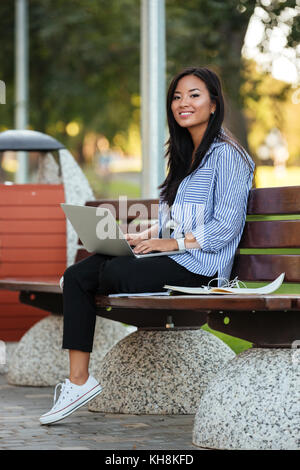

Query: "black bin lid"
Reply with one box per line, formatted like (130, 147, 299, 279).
(0, 130, 65, 151)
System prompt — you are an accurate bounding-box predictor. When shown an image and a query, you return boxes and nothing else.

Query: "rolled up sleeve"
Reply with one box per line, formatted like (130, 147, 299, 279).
(192, 146, 254, 253)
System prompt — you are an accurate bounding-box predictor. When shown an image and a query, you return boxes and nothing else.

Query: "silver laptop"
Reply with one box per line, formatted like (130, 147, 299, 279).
(61, 203, 185, 258)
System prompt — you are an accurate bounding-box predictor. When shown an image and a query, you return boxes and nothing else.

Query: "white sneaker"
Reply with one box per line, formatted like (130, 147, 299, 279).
(39, 375, 102, 425)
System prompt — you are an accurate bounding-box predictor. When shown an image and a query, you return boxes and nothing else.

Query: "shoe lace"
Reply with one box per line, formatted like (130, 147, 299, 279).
(201, 276, 247, 290)
(53, 381, 66, 406)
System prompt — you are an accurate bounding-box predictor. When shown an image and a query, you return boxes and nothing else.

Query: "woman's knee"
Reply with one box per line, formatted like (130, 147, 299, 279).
(62, 263, 79, 287)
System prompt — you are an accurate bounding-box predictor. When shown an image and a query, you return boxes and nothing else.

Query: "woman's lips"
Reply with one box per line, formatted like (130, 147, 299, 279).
(178, 111, 194, 119)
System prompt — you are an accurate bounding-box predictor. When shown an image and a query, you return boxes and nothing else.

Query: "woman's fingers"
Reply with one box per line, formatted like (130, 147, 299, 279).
(133, 240, 158, 253)
(125, 234, 143, 247)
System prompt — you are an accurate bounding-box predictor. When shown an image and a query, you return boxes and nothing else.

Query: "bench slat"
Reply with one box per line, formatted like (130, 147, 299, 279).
(247, 186, 300, 215)
(0, 263, 66, 277)
(0, 206, 63, 220)
(0, 278, 61, 293)
(95, 293, 298, 312)
(0, 233, 66, 248)
(1, 248, 66, 263)
(0, 184, 64, 205)
(232, 254, 300, 282)
(86, 199, 159, 220)
(239, 220, 300, 248)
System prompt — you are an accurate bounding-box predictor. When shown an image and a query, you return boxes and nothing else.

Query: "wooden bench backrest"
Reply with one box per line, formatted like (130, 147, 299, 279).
(76, 186, 300, 284)
(232, 186, 300, 283)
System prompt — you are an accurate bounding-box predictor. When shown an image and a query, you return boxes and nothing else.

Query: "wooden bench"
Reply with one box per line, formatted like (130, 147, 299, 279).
(1, 186, 300, 445)
(3, 186, 299, 345)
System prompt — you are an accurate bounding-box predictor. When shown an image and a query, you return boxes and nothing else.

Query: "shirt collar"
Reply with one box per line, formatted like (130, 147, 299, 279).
(198, 128, 226, 167)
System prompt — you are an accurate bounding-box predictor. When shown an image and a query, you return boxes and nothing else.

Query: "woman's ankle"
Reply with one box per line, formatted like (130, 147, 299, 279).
(69, 373, 89, 386)
(69, 349, 90, 385)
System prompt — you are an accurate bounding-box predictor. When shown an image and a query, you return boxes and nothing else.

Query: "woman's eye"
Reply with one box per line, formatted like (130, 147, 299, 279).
(191, 94, 200, 98)
(173, 95, 180, 100)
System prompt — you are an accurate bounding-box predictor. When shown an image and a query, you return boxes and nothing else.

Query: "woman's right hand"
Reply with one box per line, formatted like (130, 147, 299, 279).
(124, 223, 158, 246)
(124, 233, 148, 246)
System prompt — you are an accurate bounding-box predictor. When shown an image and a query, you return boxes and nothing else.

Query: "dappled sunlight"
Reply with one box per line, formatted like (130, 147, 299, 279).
(255, 165, 300, 188)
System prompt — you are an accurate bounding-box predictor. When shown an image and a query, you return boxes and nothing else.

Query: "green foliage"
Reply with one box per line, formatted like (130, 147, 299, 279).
(28, 0, 141, 141)
(0, 0, 141, 143)
(0, 0, 299, 157)
(201, 323, 252, 354)
(166, 0, 256, 99)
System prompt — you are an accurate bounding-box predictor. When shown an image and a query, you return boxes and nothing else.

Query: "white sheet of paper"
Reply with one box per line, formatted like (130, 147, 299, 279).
(108, 291, 171, 298)
(164, 273, 285, 295)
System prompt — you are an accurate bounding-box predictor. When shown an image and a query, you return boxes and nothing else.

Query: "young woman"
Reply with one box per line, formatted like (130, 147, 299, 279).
(40, 66, 255, 425)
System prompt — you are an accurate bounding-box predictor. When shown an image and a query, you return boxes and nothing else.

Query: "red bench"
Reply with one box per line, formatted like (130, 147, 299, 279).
(0, 183, 66, 340)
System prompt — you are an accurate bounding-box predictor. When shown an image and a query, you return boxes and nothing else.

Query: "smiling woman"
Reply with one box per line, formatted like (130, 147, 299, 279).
(39, 66, 256, 425)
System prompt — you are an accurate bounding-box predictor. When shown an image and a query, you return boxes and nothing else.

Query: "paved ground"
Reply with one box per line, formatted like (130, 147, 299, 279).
(0, 374, 200, 451)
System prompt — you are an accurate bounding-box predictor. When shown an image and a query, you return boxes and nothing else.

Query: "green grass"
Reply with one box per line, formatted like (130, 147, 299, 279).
(83, 166, 140, 199)
(104, 179, 141, 199)
(201, 324, 252, 354)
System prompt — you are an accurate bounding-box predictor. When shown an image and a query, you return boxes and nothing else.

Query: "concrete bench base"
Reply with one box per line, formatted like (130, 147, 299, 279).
(193, 348, 300, 450)
(0, 342, 18, 375)
(88, 328, 235, 415)
(7, 315, 130, 386)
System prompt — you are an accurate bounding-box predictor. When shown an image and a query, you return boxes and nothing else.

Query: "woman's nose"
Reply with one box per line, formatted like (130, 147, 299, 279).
(179, 95, 190, 107)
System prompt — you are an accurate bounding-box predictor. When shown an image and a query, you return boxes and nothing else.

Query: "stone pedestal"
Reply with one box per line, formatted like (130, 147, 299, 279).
(7, 315, 130, 386)
(88, 328, 235, 414)
(193, 348, 300, 450)
(0, 342, 18, 375)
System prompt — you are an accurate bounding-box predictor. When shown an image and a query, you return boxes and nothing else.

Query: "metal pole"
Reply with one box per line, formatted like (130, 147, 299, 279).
(15, 0, 29, 183)
(141, 0, 166, 198)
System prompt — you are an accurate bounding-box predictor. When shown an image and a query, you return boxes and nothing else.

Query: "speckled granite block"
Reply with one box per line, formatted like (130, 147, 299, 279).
(193, 348, 300, 450)
(88, 328, 235, 414)
(7, 315, 130, 386)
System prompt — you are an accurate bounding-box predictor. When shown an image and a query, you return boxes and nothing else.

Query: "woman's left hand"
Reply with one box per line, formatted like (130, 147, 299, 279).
(133, 238, 178, 254)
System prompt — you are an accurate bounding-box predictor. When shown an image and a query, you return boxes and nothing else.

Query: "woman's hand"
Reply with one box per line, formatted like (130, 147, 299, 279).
(124, 223, 159, 247)
(124, 233, 149, 247)
(130, 238, 179, 254)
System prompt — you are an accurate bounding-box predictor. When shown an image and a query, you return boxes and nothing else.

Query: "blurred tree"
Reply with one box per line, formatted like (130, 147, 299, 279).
(166, 0, 257, 150)
(242, 59, 300, 165)
(28, 0, 140, 163)
(0, 0, 299, 162)
(0, 0, 141, 162)
(166, 0, 300, 152)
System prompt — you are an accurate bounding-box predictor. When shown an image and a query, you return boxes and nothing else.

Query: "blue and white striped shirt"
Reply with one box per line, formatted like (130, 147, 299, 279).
(158, 130, 255, 287)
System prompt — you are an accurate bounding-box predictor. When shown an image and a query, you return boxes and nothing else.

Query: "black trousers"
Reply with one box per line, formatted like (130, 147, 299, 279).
(62, 254, 217, 352)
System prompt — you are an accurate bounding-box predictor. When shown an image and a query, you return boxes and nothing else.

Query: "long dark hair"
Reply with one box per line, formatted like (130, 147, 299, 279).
(159, 66, 253, 206)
